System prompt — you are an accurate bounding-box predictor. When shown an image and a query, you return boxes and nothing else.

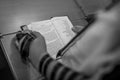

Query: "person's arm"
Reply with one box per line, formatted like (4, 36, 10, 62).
(11, 31, 91, 80)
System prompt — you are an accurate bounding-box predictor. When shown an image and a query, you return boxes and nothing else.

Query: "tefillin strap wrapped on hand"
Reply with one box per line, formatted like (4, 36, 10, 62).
(16, 31, 37, 63)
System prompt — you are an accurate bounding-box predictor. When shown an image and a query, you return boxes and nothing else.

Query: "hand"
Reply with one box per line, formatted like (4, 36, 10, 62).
(72, 25, 84, 34)
(29, 31, 48, 69)
(11, 31, 48, 69)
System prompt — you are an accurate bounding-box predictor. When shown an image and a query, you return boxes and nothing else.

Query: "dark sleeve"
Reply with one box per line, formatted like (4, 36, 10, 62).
(39, 54, 91, 80)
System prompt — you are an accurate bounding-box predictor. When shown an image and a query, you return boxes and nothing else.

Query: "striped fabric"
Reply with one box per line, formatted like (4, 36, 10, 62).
(39, 54, 91, 80)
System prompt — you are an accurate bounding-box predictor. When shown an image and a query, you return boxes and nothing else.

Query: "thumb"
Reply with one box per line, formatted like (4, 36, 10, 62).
(72, 25, 84, 33)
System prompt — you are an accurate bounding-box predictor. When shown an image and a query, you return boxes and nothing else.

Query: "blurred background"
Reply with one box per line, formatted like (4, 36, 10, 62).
(0, 0, 111, 80)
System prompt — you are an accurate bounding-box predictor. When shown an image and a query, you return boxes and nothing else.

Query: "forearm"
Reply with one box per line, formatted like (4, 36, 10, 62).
(38, 54, 91, 80)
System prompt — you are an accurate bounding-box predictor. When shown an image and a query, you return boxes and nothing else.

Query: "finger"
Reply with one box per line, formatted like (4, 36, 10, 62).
(72, 25, 83, 33)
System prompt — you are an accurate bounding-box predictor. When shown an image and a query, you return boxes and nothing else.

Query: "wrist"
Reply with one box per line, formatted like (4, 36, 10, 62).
(29, 51, 48, 70)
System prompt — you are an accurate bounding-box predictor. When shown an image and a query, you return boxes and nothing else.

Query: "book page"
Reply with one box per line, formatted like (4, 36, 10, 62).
(52, 16, 75, 44)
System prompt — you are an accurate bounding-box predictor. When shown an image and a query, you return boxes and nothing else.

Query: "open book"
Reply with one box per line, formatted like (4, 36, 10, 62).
(28, 16, 75, 58)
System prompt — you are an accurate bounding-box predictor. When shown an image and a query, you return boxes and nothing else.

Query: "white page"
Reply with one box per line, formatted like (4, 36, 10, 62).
(52, 16, 75, 44)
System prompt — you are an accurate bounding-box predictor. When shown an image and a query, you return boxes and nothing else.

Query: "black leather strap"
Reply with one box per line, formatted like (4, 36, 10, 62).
(16, 32, 37, 62)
